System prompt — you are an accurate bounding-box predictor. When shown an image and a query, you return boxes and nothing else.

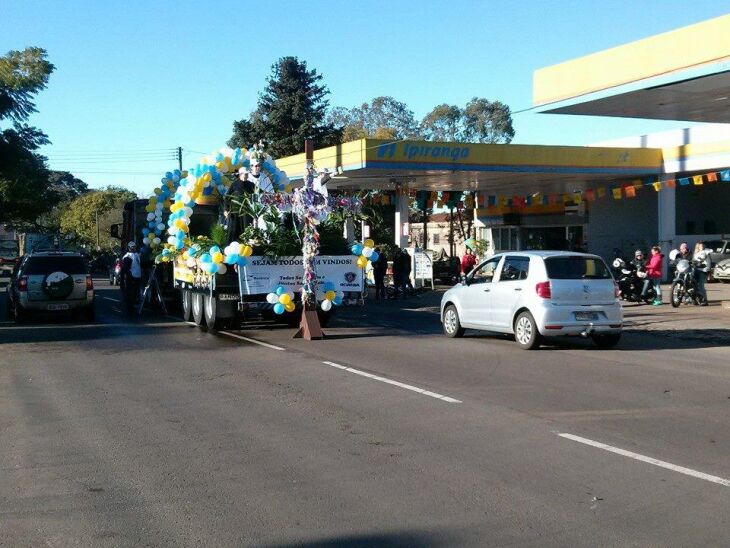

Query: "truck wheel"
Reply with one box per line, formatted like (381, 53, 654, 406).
(204, 294, 224, 330)
(192, 292, 206, 328)
(181, 289, 192, 322)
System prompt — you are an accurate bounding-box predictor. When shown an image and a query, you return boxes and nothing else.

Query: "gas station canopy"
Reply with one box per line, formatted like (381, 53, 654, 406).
(276, 138, 662, 196)
(533, 14, 730, 123)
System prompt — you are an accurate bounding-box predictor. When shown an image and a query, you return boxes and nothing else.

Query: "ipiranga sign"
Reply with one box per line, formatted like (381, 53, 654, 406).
(238, 255, 364, 295)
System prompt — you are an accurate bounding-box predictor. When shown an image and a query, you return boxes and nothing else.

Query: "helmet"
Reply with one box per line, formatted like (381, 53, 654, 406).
(634, 250, 643, 257)
(127, 241, 137, 251)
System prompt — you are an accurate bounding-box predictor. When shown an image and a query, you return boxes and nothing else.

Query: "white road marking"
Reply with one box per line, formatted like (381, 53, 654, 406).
(219, 331, 285, 351)
(103, 297, 121, 303)
(558, 433, 730, 487)
(0, 321, 189, 331)
(322, 361, 461, 403)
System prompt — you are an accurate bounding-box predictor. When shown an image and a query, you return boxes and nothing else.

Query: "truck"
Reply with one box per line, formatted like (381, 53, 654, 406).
(0, 238, 19, 274)
(116, 198, 364, 328)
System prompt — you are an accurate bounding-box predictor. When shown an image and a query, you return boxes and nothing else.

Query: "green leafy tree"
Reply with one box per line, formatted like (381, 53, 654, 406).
(421, 97, 515, 144)
(329, 96, 422, 141)
(60, 186, 136, 250)
(0, 47, 55, 224)
(228, 57, 341, 157)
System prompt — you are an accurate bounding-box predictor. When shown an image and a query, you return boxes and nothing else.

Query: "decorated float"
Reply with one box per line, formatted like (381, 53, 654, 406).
(137, 143, 369, 335)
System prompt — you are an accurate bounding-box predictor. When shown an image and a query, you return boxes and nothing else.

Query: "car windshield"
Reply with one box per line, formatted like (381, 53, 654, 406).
(23, 256, 88, 275)
(545, 256, 611, 280)
(703, 240, 725, 253)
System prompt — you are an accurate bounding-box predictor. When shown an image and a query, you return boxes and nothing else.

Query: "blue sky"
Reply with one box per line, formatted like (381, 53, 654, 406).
(3, 1, 729, 196)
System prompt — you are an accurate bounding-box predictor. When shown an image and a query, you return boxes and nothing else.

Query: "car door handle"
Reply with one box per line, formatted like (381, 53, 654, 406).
(514, 288, 522, 291)
(483, 288, 490, 292)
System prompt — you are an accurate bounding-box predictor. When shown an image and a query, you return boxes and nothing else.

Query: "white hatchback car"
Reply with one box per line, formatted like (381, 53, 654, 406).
(440, 251, 622, 349)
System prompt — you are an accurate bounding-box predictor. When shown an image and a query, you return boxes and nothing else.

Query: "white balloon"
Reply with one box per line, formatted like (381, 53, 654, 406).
(152, 237, 161, 245)
(320, 299, 332, 312)
(184, 207, 193, 216)
(146, 213, 155, 221)
(216, 263, 227, 275)
(186, 258, 196, 268)
(362, 247, 374, 258)
(266, 293, 278, 304)
(157, 223, 165, 231)
(167, 236, 176, 245)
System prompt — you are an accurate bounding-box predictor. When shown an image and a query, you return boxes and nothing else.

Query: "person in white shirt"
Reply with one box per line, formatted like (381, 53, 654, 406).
(121, 241, 143, 314)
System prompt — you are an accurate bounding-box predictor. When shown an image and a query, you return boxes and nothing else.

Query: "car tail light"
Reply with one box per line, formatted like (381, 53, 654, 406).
(535, 281, 551, 299)
(18, 276, 28, 292)
(86, 276, 94, 290)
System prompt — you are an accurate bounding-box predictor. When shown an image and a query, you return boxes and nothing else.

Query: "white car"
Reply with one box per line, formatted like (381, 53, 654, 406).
(440, 251, 623, 349)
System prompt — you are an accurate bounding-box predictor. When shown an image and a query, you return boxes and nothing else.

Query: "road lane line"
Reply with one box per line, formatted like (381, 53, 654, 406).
(557, 433, 730, 487)
(322, 361, 461, 403)
(219, 331, 285, 351)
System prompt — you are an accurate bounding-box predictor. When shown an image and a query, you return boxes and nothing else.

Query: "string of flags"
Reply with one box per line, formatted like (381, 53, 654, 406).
(355, 168, 730, 210)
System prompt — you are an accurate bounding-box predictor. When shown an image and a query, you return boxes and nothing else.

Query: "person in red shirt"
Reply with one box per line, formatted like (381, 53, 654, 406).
(642, 245, 664, 305)
(461, 248, 477, 276)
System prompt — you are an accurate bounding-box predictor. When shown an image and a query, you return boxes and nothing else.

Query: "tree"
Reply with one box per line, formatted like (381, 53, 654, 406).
(228, 57, 341, 158)
(60, 186, 136, 250)
(328, 96, 422, 141)
(420, 97, 514, 144)
(0, 47, 55, 224)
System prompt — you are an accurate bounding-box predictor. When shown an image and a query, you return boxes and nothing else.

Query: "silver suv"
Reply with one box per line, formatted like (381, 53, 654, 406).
(7, 252, 95, 322)
(440, 251, 622, 349)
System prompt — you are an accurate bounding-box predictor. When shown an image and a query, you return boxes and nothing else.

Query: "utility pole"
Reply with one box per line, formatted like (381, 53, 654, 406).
(177, 147, 183, 171)
(95, 210, 100, 250)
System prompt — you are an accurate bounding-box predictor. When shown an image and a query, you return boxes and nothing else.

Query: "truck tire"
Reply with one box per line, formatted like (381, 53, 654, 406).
(204, 294, 223, 330)
(181, 289, 192, 322)
(192, 292, 206, 328)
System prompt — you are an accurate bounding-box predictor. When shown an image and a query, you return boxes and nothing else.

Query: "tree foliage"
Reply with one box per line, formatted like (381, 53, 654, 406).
(328, 96, 422, 141)
(421, 98, 514, 143)
(228, 57, 342, 158)
(0, 47, 56, 224)
(60, 186, 136, 250)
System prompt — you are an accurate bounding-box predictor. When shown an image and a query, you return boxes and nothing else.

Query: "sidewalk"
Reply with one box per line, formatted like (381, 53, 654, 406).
(621, 281, 730, 343)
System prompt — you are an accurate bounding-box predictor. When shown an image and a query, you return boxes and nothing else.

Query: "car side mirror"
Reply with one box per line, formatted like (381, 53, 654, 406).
(461, 274, 469, 286)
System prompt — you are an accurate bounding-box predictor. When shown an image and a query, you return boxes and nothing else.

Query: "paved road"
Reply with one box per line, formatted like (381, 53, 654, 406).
(1, 280, 728, 546)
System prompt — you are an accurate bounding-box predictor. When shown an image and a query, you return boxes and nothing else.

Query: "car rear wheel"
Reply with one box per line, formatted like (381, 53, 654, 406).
(442, 305, 464, 338)
(13, 302, 29, 323)
(514, 311, 541, 350)
(592, 333, 621, 348)
(192, 292, 206, 328)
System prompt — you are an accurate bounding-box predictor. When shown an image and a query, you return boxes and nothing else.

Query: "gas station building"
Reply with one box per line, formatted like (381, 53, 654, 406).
(280, 13, 730, 263)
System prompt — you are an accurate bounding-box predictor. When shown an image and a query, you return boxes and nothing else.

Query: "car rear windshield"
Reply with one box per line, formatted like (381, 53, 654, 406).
(545, 256, 611, 280)
(23, 257, 88, 275)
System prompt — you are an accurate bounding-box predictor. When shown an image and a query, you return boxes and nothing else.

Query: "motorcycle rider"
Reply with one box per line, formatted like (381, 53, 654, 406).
(630, 249, 645, 271)
(693, 242, 711, 306)
(642, 246, 664, 306)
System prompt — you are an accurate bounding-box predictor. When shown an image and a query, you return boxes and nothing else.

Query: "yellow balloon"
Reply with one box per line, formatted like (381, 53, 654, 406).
(325, 290, 336, 301)
(215, 161, 224, 171)
(284, 185, 293, 193)
(241, 245, 253, 257)
(364, 239, 375, 248)
(181, 170, 188, 178)
(154, 188, 162, 195)
(174, 219, 185, 229)
(279, 293, 292, 305)
(284, 302, 295, 313)
(202, 172, 212, 183)
(356, 255, 368, 268)
(212, 252, 224, 264)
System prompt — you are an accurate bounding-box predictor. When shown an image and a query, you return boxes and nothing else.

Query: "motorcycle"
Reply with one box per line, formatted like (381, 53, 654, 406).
(109, 259, 122, 285)
(669, 250, 703, 307)
(612, 258, 656, 304)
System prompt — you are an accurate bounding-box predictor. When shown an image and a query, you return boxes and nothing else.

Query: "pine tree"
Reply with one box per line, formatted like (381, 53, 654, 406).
(228, 57, 342, 158)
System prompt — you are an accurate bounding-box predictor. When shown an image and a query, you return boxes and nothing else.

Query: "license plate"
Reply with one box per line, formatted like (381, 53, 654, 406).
(47, 304, 70, 311)
(575, 312, 598, 321)
(217, 294, 240, 301)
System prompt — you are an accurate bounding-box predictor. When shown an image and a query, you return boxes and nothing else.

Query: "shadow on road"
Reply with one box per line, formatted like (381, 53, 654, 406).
(263, 530, 458, 548)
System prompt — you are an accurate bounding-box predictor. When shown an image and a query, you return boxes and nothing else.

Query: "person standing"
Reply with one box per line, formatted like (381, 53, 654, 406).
(121, 241, 143, 315)
(400, 248, 414, 297)
(390, 247, 402, 299)
(642, 245, 664, 306)
(693, 241, 711, 306)
(372, 247, 387, 300)
(461, 248, 477, 276)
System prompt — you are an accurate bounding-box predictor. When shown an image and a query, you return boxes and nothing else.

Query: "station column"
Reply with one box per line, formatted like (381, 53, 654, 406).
(394, 182, 409, 248)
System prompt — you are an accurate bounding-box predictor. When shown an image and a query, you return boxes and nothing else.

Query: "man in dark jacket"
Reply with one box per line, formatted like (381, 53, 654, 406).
(400, 248, 414, 297)
(373, 247, 387, 300)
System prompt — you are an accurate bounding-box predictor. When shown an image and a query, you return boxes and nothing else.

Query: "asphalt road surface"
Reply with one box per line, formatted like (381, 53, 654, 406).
(1, 279, 729, 546)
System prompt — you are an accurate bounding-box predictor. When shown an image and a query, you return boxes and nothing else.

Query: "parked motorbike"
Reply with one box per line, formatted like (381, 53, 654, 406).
(109, 259, 122, 285)
(668, 249, 702, 307)
(612, 258, 656, 304)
